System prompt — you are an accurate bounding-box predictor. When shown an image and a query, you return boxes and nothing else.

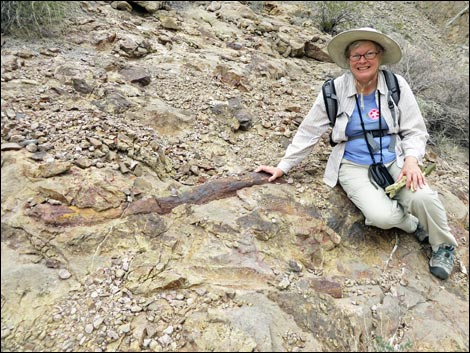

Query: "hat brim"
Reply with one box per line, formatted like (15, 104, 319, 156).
(327, 28, 402, 69)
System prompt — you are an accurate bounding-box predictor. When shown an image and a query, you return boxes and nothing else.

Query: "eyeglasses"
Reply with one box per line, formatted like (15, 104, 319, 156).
(349, 51, 380, 61)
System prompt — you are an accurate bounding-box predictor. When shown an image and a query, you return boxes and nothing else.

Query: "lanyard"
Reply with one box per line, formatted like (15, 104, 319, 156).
(354, 91, 384, 164)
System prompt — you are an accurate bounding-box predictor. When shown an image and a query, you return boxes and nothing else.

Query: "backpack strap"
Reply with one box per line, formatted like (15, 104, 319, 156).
(322, 78, 338, 146)
(382, 69, 400, 106)
(322, 78, 338, 127)
(382, 69, 400, 126)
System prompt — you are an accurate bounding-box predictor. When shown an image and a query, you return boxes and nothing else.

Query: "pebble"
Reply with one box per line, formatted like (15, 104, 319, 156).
(93, 317, 104, 329)
(115, 269, 125, 278)
(58, 269, 72, 280)
(163, 326, 174, 335)
(130, 305, 142, 312)
(119, 323, 131, 334)
(107, 330, 119, 341)
(1, 328, 11, 339)
(158, 334, 172, 347)
(84, 324, 94, 334)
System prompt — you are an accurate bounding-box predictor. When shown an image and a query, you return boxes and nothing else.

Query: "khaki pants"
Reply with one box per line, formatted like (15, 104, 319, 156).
(338, 159, 458, 251)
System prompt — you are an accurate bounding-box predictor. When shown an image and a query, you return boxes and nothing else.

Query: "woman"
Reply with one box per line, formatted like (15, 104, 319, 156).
(255, 27, 458, 280)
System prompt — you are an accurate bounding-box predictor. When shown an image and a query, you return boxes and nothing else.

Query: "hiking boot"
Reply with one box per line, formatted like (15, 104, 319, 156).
(414, 224, 429, 244)
(429, 245, 455, 280)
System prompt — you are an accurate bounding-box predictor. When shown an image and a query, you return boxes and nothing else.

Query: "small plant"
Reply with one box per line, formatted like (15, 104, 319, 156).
(245, 1, 266, 13)
(311, 1, 357, 34)
(1, 1, 79, 37)
(374, 335, 413, 352)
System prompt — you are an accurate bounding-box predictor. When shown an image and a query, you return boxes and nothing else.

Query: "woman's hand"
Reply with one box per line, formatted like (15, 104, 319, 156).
(255, 166, 284, 182)
(398, 157, 426, 190)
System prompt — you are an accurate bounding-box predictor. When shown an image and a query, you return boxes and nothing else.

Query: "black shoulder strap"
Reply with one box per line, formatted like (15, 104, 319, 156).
(382, 69, 400, 108)
(322, 78, 338, 127)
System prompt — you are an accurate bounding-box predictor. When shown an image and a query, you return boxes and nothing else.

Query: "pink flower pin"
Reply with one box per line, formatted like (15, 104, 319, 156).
(368, 108, 380, 120)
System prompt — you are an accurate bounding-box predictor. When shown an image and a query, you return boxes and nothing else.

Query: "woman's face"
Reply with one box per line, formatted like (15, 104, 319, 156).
(348, 41, 382, 84)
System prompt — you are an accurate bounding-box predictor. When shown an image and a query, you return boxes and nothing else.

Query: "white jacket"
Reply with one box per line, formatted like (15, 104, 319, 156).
(277, 70, 429, 187)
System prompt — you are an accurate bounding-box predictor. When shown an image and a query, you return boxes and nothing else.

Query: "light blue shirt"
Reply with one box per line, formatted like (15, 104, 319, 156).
(343, 91, 396, 165)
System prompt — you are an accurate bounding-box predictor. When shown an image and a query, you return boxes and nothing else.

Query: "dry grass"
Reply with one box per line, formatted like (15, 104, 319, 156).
(392, 41, 469, 148)
(1, 1, 81, 37)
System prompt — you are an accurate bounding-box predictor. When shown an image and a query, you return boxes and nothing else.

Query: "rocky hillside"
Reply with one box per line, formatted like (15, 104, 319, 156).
(1, 1, 468, 352)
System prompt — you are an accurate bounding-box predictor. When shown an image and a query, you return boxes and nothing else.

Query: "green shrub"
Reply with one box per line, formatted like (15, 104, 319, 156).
(373, 335, 413, 352)
(310, 1, 357, 34)
(245, 1, 266, 13)
(1, 1, 79, 37)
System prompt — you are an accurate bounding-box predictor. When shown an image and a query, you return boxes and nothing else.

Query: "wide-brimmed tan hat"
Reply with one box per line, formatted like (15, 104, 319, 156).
(327, 27, 402, 69)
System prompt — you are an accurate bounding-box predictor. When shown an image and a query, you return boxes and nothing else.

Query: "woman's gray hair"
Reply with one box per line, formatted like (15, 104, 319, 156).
(345, 40, 385, 58)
